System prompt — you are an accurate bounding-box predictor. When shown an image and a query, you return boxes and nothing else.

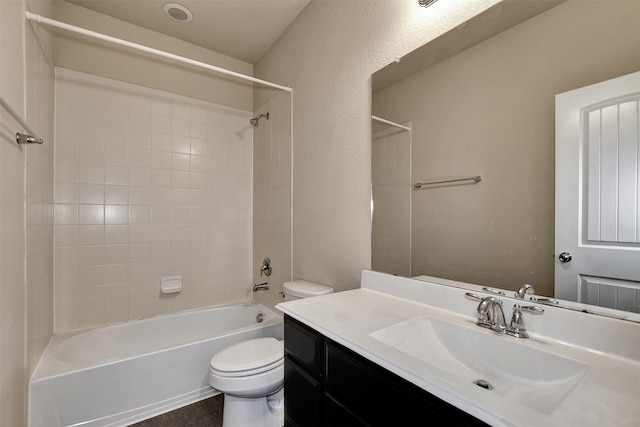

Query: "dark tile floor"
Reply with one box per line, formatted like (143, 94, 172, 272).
(128, 394, 224, 427)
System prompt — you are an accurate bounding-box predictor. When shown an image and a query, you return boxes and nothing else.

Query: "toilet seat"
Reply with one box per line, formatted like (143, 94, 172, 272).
(210, 337, 284, 377)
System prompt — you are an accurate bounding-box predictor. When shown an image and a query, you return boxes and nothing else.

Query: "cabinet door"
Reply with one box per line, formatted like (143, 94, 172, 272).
(325, 341, 488, 427)
(284, 315, 324, 378)
(323, 394, 369, 427)
(284, 356, 323, 427)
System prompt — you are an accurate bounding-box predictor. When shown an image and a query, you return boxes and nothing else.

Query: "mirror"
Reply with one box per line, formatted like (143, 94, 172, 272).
(371, 0, 640, 320)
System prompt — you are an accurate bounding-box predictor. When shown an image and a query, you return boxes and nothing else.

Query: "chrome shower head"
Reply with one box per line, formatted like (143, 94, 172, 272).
(250, 112, 269, 126)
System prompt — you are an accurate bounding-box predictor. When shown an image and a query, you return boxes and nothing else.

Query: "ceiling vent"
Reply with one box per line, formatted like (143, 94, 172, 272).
(163, 3, 193, 23)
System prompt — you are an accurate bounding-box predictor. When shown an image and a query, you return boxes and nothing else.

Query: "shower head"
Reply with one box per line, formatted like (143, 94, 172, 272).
(250, 112, 269, 126)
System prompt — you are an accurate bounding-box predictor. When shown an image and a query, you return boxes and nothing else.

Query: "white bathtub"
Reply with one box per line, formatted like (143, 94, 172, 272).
(29, 302, 283, 427)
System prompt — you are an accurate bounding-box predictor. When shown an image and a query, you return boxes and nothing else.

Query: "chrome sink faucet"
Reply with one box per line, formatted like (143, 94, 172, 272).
(466, 293, 544, 338)
(476, 296, 507, 333)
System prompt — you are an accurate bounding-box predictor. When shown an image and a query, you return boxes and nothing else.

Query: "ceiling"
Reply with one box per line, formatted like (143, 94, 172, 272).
(372, 0, 564, 93)
(63, 0, 312, 64)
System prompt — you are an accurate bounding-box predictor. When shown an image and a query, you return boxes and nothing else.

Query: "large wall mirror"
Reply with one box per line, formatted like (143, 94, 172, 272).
(371, 0, 640, 320)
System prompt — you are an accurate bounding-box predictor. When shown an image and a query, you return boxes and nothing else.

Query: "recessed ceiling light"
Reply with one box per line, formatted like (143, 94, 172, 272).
(163, 3, 193, 23)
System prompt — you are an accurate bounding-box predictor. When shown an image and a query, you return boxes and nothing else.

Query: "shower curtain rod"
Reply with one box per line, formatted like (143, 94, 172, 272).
(371, 115, 411, 131)
(25, 11, 292, 93)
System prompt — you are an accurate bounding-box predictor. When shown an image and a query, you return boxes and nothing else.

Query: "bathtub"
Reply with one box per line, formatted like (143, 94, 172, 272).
(29, 302, 283, 427)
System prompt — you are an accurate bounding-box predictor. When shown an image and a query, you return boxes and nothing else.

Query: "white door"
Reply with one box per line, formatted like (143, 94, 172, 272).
(555, 71, 640, 312)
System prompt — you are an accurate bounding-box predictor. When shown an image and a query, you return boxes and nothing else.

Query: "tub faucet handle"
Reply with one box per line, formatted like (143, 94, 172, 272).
(260, 257, 272, 277)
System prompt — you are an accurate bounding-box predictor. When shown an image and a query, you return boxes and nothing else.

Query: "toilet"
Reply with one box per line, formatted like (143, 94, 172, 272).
(208, 280, 334, 427)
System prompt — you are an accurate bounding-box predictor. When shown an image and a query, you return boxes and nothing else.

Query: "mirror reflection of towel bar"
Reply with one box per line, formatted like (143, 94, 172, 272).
(414, 175, 481, 189)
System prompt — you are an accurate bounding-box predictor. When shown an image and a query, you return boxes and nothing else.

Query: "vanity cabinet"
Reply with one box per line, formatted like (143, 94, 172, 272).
(283, 315, 488, 427)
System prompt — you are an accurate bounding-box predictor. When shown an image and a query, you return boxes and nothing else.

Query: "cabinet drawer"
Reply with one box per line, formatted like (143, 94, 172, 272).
(284, 315, 324, 378)
(325, 341, 488, 427)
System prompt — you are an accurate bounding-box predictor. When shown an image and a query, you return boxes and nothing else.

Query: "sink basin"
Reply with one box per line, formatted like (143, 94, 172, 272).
(370, 316, 588, 413)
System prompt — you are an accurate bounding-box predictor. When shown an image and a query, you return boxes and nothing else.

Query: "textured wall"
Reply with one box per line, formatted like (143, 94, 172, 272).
(255, 0, 502, 291)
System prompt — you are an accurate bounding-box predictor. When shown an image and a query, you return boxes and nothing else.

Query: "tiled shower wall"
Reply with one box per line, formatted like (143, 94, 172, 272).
(371, 124, 411, 277)
(54, 68, 253, 333)
(252, 92, 292, 309)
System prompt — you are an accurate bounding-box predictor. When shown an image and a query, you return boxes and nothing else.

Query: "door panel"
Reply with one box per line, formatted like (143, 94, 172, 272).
(555, 71, 640, 311)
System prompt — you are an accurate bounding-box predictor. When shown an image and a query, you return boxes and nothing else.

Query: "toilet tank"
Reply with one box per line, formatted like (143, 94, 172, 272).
(283, 280, 334, 301)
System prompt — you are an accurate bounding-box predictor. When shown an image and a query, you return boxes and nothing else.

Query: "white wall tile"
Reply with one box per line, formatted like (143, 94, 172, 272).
(78, 162, 105, 184)
(105, 126, 128, 146)
(105, 185, 128, 205)
(152, 113, 172, 134)
(171, 171, 190, 189)
(128, 167, 150, 186)
(54, 70, 253, 332)
(152, 150, 172, 169)
(105, 225, 128, 244)
(104, 145, 128, 166)
(129, 187, 152, 205)
(56, 182, 78, 204)
(78, 183, 104, 204)
(104, 205, 127, 225)
(55, 204, 78, 225)
(152, 132, 172, 152)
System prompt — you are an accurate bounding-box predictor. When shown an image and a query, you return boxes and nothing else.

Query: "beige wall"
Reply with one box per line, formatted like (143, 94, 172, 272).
(255, 0, 502, 291)
(372, 1, 640, 296)
(0, 0, 55, 425)
(54, 1, 253, 112)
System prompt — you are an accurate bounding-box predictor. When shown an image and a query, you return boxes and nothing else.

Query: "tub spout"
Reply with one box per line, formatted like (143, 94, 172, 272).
(253, 282, 269, 292)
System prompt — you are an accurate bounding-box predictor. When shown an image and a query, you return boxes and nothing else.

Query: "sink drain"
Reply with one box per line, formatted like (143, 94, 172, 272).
(474, 379, 493, 390)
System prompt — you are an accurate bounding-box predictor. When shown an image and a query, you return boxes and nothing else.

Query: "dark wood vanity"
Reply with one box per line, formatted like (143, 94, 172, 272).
(283, 315, 488, 427)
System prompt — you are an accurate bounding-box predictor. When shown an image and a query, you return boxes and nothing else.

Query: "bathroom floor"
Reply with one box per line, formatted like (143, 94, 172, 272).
(128, 395, 223, 427)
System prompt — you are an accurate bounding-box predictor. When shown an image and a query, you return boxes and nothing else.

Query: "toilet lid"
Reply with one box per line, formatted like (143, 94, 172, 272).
(210, 337, 283, 374)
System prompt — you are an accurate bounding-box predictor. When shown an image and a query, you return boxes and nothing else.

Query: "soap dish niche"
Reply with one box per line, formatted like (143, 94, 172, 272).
(161, 276, 182, 294)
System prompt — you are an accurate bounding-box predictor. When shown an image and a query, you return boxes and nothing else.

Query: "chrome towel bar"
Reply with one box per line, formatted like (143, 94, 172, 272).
(414, 175, 481, 189)
(0, 96, 44, 145)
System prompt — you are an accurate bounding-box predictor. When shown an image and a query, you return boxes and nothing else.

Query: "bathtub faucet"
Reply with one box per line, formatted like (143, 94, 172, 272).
(253, 282, 269, 292)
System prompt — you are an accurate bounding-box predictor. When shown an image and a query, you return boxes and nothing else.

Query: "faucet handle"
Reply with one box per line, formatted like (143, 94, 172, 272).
(515, 283, 535, 299)
(520, 305, 544, 314)
(260, 257, 272, 277)
(506, 304, 544, 339)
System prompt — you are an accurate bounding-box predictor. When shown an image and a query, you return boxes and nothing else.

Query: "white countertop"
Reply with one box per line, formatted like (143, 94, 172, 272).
(276, 271, 640, 427)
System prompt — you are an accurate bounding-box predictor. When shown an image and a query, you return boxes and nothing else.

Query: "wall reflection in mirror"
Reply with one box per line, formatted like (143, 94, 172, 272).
(371, 0, 640, 320)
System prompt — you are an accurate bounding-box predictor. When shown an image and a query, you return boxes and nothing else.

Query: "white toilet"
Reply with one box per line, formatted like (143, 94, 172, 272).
(208, 280, 334, 427)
